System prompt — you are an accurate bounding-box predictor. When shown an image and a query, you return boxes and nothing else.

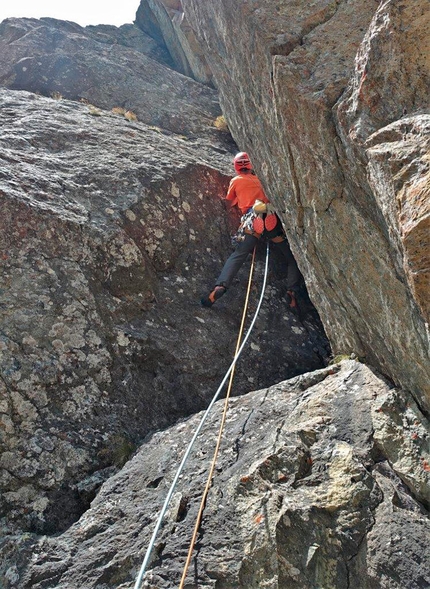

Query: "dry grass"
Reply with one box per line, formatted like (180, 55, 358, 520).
(111, 107, 138, 122)
(112, 106, 126, 115)
(88, 105, 102, 116)
(124, 110, 137, 121)
(213, 115, 229, 131)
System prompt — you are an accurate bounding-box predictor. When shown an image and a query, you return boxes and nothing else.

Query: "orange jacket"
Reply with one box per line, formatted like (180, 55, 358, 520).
(226, 172, 270, 214)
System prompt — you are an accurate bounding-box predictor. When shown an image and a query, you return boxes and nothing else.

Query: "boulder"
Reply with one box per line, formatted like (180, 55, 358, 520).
(172, 0, 430, 410)
(2, 361, 428, 588)
(0, 87, 329, 534)
(0, 17, 220, 137)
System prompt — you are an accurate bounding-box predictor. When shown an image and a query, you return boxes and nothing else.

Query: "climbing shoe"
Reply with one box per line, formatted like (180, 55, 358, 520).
(201, 285, 226, 308)
(286, 289, 298, 309)
(252, 215, 265, 234)
(264, 212, 278, 231)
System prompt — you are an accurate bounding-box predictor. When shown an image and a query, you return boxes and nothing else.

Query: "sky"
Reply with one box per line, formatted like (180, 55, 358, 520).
(0, 0, 140, 27)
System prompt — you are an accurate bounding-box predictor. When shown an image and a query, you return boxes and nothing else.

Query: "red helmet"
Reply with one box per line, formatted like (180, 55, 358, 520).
(233, 152, 252, 173)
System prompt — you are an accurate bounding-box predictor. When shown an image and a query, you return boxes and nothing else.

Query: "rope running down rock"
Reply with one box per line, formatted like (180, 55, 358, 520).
(134, 242, 270, 589)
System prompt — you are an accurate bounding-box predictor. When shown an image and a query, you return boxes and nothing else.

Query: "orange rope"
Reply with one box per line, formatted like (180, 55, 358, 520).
(178, 247, 257, 588)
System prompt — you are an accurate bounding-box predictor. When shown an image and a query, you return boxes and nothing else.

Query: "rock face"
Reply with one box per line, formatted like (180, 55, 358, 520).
(1, 4, 429, 589)
(0, 87, 329, 535)
(136, 0, 212, 84)
(2, 361, 429, 588)
(0, 17, 220, 137)
(158, 0, 430, 411)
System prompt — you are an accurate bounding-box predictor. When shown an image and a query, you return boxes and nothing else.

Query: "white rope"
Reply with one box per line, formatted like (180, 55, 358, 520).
(134, 242, 270, 589)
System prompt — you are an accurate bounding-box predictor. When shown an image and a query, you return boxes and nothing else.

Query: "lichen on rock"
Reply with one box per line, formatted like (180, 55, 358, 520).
(0, 1, 429, 587)
(3, 362, 428, 589)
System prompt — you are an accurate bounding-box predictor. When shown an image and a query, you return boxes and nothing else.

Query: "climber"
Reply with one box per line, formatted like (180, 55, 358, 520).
(201, 152, 303, 308)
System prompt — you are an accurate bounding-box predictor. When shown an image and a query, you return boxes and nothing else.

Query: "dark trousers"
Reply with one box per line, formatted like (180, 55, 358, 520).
(216, 233, 301, 290)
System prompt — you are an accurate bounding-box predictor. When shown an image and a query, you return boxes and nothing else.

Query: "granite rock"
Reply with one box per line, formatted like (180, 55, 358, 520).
(172, 0, 430, 411)
(0, 17, 220, 137)
(2, 361, 428, 588)
(136, 0, 212, 84)
(1, 3, 429, 586)
(0, 87, 329, 535)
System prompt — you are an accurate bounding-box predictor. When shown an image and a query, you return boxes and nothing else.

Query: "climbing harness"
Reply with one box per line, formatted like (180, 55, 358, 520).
(178, 247, 257, 588)
(232, 208, 259, 244)
(133, 242, 270, 589)
(233, 204, 283, 245)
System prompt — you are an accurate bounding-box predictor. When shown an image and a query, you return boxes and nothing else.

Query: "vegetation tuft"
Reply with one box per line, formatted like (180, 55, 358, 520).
(213, 114, 229, 131)
(98, 434, 137, 468)
(88, 105, 103, 116)
(329, 353, 359, 365)
(112, 107, 138, 121)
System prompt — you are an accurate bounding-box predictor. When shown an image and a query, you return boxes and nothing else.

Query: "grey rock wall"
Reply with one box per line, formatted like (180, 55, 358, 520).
(0, 17, 218, 137)
(1, 3, 429, 588)
(168, 0, 430, 411)
(0, 87, 329, 535)
(2, 361, 428, 588)
(136, 0, 212, 84)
